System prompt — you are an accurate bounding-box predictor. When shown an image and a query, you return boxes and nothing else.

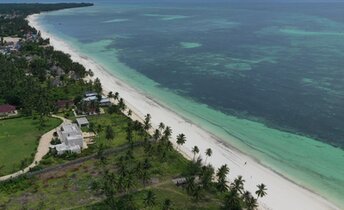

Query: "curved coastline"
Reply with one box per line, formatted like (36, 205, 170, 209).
(27, 12, 341, 210)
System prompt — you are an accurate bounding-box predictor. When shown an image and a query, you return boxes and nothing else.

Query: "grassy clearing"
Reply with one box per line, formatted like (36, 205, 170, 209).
(0, 110, 227, 209)
(0, 143, 221, 209)
(0, 117, 62, 176)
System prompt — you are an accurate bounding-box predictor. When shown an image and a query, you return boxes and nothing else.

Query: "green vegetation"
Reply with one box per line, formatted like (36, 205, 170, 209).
(0, 116, 61, 176)
(0, 3, 101, 177)
(0, 3, 93, 37)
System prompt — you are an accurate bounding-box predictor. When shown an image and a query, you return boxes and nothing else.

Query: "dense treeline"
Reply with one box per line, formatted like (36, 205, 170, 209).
(0, 48, 96, 111)
(0, 16, 31, 37)
(0, 3, 97, 124)
(0, 3, 93, 37)
(0, 3, 93, 15)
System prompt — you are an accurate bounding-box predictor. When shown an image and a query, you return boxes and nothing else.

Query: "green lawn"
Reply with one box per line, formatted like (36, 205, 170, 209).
(87, 112, 137, 147)
(0, 117, 62, 176)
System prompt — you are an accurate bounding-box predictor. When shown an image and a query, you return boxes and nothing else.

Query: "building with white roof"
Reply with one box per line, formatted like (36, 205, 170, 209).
(76, 117, 89, 128)
(84, 92, 98, 98)
(53, 123, 84, 155)
(100, 96, 111, 106)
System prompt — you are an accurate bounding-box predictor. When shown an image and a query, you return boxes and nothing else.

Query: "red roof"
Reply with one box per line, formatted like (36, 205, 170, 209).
(0, 104, 16, 113)
(56, 99, 74, 108)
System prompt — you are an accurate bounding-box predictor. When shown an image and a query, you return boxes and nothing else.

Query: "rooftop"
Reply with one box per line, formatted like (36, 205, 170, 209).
(0, 104, 16, 113)
(85, 92, 98, 97)
(83, 96, 98, 102)
(61, 123, 82, 137)
(76, 117, 89, 126)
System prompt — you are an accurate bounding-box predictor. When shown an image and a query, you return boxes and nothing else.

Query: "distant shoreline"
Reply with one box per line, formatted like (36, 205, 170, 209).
(27, 12, 340, 210)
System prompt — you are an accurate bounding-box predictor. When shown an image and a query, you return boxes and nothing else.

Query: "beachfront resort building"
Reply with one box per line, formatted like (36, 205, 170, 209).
(54, 123, 84, 155)
(83, 92, 111, 106)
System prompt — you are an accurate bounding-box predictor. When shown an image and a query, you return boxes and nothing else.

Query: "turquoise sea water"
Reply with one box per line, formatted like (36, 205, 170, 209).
(37, 3, 344, 207)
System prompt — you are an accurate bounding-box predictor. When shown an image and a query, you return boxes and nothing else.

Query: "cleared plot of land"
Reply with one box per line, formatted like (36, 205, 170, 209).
(0, 117, 61, 176)
(39, 111, 136, 167)
(0, 146, 221, 209)
(0, 111, 222, 209)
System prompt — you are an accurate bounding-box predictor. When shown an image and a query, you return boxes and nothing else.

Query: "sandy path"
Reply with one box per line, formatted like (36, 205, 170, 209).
(0, 115, 70, 181)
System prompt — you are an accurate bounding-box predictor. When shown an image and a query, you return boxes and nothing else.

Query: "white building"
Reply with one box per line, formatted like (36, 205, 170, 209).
(54, 123, 84, 155)
(84, 92, 98, 98)
(99, 96, 111, 106)
(76, 117, 89, 128)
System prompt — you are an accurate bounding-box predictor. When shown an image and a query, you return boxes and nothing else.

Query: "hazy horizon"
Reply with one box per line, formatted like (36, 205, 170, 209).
(1, 0, 344, 3)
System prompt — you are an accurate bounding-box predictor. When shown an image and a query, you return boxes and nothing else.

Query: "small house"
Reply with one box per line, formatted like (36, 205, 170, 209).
(54, 123, 84, 155)
(56, 99, 74, 109)
(0, 104, 17, 117)
(85, 92, 98, 98)
(83, 95, 98, 102)
(76, 117, 89, 128)
(100, 96, 111, 106)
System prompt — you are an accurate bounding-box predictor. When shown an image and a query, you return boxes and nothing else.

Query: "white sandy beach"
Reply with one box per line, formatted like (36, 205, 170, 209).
(28, 13, 339, 210)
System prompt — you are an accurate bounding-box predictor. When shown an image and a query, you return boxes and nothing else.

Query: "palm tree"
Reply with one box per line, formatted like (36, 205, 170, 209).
(96, 124, 103, 134)
(89, 122, 95, 133)
(143, 158, 151, 170)
(162, 199, 172, 210)
(200, 165, 214, 190)
(124, 173, 135, 192)
(117, 160, 127, 178)
(127, 109, 132, 116)
(114, 92, 119, 101)
(230, 175, 245, 194)
(153, 129, 161, 142)
(143, 190, 156, 207)
(118, 98, 126, 111)
(205, 148, 212, 164)
(216, 164, 229, 192)
(192, 146, 200, 161)
(96, 143, 107, 165)
(217, 177, 229, 192)
(185, 176, 196, 195)
(107, 91, 113, 98)
(243, 190, 252, 204)
(141, 170, 150, 187)
(105, 125, 115, 141)
(163, 126, 172, 140)
(158, 122, 165, 131)
(102, 172, 117, 208)
(192, 185, 204, 202)
(126, 125, 133, 143)
(223, 190, 240, 210)
(255, 183, 267, 199)
(246, 196, 258, 210)
(165, 141, 173, 151)
(144, 114, 152, 131)
(176, 133, 186, 150)
(216, 164, 229, 181)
